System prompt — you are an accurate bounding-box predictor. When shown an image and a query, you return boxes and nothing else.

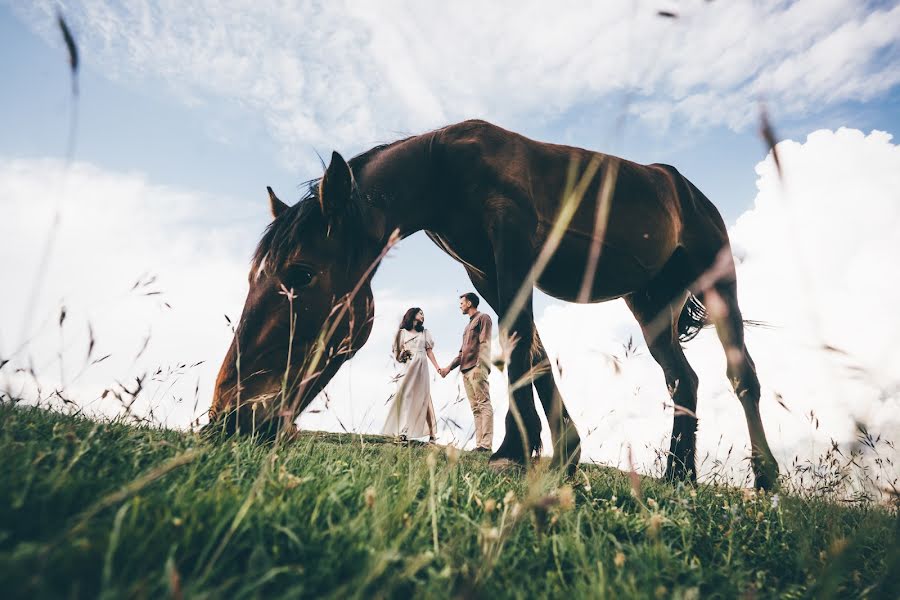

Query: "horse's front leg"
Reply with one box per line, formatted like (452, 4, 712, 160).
(490, 301, 544, 467)
(487, 225, 543, 468)
(465, 266, 580, 472)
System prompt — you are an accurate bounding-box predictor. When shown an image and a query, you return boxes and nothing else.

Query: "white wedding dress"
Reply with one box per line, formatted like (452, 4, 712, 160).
(383, 328, 437, 439)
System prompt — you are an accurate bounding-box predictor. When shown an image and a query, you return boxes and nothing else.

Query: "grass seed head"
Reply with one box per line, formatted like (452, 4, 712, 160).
(558, 485, 575, 511)
(648, 513, 663, 537)
(445, 445, 459, 465)
(481, 526, 500, 541)
(829, 538, 848, 556)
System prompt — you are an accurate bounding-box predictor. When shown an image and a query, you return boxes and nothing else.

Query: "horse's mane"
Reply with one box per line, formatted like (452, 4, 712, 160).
(251, 180, 327, 276)
(251, 135, 417, 276)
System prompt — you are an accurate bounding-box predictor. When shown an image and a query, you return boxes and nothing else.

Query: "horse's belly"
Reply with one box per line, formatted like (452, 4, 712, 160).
(535, 234, 672, 303)
(425, 230, 493, 277)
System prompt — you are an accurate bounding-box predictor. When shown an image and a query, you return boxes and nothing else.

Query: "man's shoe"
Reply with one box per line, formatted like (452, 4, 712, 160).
(473, 447, 491, 453)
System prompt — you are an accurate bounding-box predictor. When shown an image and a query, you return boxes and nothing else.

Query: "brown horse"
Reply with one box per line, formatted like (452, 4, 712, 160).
(209, 119, 779, 490)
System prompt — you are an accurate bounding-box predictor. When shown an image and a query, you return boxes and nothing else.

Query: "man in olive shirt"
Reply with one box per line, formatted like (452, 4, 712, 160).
(439, 293, 494, 452)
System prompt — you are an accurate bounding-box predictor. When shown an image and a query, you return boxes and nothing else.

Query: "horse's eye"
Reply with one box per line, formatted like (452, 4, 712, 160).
(288, 266, 316, 288)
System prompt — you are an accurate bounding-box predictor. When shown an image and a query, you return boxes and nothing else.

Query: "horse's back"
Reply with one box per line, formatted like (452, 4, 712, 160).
(435, 121, 689, 300)
(436, 119, 682, 228)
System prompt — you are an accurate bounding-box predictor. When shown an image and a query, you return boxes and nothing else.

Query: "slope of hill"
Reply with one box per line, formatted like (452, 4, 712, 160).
(0, 403, 896, 598)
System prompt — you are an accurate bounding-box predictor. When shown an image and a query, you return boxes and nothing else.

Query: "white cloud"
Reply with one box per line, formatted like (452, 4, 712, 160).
(0, 158, 254, 426)
(12, 1, 900, 168)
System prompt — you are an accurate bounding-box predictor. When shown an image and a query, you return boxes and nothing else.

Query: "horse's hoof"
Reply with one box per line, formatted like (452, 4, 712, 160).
(753, 469, 779, 492)
(750, 455, 780, 491)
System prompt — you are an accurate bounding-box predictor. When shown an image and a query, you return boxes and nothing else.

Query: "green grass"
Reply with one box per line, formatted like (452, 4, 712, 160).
(0, 402, 896, 599)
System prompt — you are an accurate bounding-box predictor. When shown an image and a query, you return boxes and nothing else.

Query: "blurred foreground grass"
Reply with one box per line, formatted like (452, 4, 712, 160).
(0, 402, 896, 598)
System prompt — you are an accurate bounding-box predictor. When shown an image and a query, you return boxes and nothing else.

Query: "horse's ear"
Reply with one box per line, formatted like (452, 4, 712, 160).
(267, 186, 288, 219)
(319, 151, 354, 217)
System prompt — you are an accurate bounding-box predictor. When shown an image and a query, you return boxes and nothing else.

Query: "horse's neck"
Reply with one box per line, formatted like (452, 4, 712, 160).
(356, 134, 441, 242)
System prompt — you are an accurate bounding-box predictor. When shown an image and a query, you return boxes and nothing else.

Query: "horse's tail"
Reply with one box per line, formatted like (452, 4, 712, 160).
(677, 292, 773, 343)
(677, 292, 708, 343)
(664, 166, 770, 344)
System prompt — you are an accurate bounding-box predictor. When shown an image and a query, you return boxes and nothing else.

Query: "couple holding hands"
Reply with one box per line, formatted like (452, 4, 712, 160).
(383, 293, 494, 451)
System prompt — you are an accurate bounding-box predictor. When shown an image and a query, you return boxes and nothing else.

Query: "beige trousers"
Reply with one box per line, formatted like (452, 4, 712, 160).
(463, 366, 493, 450)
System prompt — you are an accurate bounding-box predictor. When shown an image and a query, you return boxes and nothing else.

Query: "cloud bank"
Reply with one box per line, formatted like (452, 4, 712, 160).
(0, 158, 251, 426)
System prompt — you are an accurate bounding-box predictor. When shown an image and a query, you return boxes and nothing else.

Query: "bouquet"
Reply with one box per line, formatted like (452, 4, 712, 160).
(398, 349, 413, 363)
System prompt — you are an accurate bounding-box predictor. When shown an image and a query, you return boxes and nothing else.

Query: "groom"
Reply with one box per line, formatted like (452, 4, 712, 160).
(439, 293, 494, 452)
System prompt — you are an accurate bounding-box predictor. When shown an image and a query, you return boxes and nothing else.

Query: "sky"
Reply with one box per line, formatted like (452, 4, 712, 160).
(2, 0, 899, 486)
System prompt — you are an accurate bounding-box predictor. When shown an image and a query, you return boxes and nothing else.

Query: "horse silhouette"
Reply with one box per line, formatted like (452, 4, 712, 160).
(209, 119, 779, 490)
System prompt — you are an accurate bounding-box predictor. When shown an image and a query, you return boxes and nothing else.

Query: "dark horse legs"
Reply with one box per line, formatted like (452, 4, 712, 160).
(627, 252, 779, 490)
(466, 267, 581, 471)
(464, 251, 543, 465)
(490, 304, 542, 464)
(626, 289, 700, 482)
(709, 278, 779, 490)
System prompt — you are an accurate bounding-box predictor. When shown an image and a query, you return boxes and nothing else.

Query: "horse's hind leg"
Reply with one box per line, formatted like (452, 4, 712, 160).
(708, 279, 779, 490)
(625, 289, 700, 483)
(532, 329, 581, 472)
(678, 172, 779, 489)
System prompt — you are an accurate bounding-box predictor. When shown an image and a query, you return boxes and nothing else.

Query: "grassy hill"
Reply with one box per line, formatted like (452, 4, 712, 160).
(0, 402, 896, 598)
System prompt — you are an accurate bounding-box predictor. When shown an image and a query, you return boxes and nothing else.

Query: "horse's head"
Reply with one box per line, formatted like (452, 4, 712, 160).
(210, 152, 385, 435)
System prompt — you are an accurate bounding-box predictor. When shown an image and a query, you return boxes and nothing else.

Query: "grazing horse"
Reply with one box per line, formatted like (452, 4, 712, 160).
(209, 119, 779, 490)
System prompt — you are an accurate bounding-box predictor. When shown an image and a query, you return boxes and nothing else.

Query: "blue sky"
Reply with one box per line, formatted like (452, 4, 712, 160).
(2, 1, 899, 476)
(7, 3, 899, 221)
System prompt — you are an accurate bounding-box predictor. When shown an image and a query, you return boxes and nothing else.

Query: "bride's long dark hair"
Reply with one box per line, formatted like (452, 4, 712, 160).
(393, 307, 423, 361)
(399, 307, 423, 332)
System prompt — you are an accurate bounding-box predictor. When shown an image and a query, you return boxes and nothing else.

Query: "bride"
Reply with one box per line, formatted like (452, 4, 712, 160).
(384, 307, 439, 443)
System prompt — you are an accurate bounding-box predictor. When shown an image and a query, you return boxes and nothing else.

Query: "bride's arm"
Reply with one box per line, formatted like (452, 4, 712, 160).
(424, 330, 441, 372)
(426, 348, 441, 371)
